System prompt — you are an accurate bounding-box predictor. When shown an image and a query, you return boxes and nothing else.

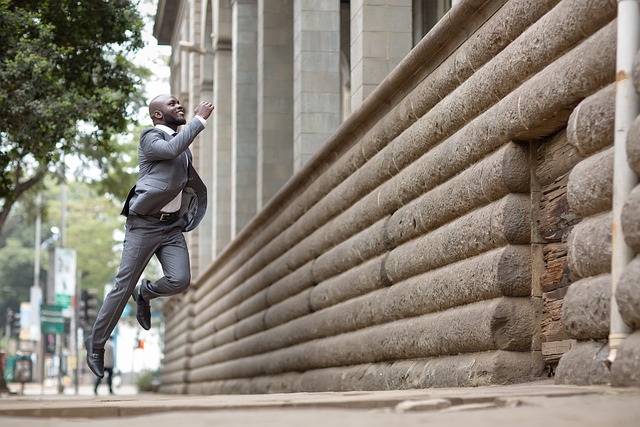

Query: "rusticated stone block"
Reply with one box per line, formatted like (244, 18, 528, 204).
(566, 84, 615, 156)
(555, 340, 610, 385)
(309, 255, 389, 312)
(233, 311, 266, 341)
(567, 212, 612, 279)
(634, 49, 640, 96)
(566, 147, 613, 217)
(190, 334, 216, 361)
(385, 194, 530, 283)
(264, 288, 313, 329)
(382, 350, 544, 389)
(312, 217, 391, 283)
(266, 260, 315, 306)
(610, 330, 640, 387)
(617, 255, 640, 329)
(561, 274, 611, 340)
(387, 142, 529, 246)
(621, 185, 640, 253)
(187, 350, 545, 394)
(235, 288, 268, 321)
(628, 115, 640, 176)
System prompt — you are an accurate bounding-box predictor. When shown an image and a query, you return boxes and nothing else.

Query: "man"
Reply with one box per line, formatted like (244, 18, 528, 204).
(85, 94, 214, 378)
(94, 336, 115, 395)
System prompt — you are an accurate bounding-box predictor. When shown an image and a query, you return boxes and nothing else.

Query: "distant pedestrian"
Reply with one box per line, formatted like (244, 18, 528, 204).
(94, 337, 114, 395)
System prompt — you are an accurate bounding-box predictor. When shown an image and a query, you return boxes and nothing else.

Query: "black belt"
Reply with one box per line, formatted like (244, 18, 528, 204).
(146, 211, 180, 222)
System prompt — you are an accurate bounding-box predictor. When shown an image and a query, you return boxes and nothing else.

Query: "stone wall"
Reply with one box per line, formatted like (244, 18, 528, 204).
(158, 0, 624, 394)
(609, 45, 640, 388)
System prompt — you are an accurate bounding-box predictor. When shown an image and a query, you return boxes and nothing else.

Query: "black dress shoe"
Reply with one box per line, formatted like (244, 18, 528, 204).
(134, 280, 152, 330)
(85, 337, 104, 378)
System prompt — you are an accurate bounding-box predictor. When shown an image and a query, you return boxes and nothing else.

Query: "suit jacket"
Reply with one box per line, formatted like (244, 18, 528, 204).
(120, 117, 207, 232)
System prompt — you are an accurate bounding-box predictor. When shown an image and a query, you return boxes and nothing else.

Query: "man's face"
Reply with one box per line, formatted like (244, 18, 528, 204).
(154, 95, 186, 127)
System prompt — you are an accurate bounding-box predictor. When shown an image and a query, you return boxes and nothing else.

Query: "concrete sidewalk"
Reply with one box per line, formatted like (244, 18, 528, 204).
(1, 380, 639, 426)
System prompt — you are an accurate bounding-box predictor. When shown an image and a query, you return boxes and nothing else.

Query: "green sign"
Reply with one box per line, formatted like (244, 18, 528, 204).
(41, 304, 64, 334)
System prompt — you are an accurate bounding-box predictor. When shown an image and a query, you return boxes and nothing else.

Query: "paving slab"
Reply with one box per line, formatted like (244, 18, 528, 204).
(0, 380, 639, 427)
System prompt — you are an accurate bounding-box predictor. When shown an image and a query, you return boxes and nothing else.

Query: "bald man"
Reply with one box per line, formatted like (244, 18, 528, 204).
(86, 95, 214, 378)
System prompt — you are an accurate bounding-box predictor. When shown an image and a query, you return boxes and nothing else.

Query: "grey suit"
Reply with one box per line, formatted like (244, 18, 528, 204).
(90, 117, 207, 350)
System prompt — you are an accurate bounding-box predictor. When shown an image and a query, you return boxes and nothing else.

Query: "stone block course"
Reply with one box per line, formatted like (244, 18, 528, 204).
(566, 147, 613, 217)
(385, 195, 530, 283)
(567, 212, 612, 279)
(561, 274, 611, 340)
(555, 340, 610, 385)
(621, 185, 640, 253)
(616, 255, 640, 330)
(626, 115, 640, 175)
(186, 297, 534, 384)
(567, 84, 615, 157)
(610, 330, 640, 387)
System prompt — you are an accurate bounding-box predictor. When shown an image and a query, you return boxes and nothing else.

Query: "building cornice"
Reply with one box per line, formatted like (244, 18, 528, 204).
(153, 0, 183, 45)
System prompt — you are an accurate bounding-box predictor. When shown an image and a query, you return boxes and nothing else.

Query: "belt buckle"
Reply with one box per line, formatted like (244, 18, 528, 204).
(159, 213, 171, 221)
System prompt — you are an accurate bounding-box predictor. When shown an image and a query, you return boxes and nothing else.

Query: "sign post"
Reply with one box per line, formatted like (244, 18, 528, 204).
(41, 305, 64, 334)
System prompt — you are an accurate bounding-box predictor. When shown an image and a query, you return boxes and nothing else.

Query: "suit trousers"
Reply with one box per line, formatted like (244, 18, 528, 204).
(90, 214, 191, 350)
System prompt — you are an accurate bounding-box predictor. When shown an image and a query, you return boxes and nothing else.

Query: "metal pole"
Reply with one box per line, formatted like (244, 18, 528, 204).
(58, 163, 67, 394)
(34, 194, 43, 388)
(607, 0, 640, 367)
(74, 276, 79, 395)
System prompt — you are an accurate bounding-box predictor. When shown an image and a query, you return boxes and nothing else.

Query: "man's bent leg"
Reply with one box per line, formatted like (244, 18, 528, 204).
(90, 216, 160, 349)
(140, 223, 191, 301)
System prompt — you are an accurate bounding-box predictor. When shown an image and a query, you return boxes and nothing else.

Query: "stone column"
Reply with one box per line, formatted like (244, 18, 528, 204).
(212, 0, 233, 255)
(196, 0, 215, 270)
(293, 0, 341, 172)
(186, 0, 203, 275)
(231, 0, 258, 237)
(257, 0, 294, 209)
(350, 0, 412, 110)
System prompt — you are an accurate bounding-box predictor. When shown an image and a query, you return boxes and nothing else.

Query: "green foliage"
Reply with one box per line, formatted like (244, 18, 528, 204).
(135, 369, 159, 392)
(0, 178, 125, 330)
(0, 0, 148, 232)
(48, 181, 124, 294)
(0, 237, 33, 329)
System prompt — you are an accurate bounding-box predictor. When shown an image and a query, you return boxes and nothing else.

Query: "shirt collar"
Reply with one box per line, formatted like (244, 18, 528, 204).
(155, 124, 176, 136)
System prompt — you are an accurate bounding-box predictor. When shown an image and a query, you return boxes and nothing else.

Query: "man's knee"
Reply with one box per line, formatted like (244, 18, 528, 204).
(170, 274, 191, 293)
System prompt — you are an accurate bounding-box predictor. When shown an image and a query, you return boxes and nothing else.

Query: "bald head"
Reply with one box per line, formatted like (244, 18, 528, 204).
(148, 94, 171, 117)
(148, 94, 186, 130)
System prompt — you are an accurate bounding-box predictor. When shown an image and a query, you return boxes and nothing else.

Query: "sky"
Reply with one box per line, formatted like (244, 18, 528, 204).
(135, 0, 172, 126)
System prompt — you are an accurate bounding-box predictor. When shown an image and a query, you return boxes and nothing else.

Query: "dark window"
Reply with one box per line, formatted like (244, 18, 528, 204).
(413, 0, 453, 46)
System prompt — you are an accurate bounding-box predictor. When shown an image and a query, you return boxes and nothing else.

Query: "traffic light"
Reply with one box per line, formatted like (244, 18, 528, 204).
(80, 289, 100, 327)
(5, 308, 12, 333)
(10, 310, 21, 337)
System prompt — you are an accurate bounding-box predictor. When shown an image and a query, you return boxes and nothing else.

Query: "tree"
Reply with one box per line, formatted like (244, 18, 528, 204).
(0, 177, 133, 332)
(0, 0, 147, 233)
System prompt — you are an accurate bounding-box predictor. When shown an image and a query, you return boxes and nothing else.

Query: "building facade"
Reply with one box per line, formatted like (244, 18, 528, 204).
(153, 0, 640, 393)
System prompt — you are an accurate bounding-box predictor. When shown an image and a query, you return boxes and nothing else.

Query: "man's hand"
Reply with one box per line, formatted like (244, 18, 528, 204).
(194, 101, 215, 120)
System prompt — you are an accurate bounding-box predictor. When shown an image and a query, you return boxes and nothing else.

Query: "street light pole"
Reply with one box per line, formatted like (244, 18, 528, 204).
(57, 164, 67, 395)
(33, 193, 45, 388)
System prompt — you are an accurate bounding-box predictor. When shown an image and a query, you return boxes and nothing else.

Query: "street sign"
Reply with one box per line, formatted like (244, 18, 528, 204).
(41, 304, 64, 334)
(54, 248, 76, 317)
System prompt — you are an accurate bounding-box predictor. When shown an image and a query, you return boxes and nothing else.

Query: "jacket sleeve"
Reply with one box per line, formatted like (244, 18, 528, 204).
(139, 118, 205, 161)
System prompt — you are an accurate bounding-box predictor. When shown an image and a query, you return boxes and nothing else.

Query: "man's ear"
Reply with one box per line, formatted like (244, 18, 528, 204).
(153, 110, 163, 119)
